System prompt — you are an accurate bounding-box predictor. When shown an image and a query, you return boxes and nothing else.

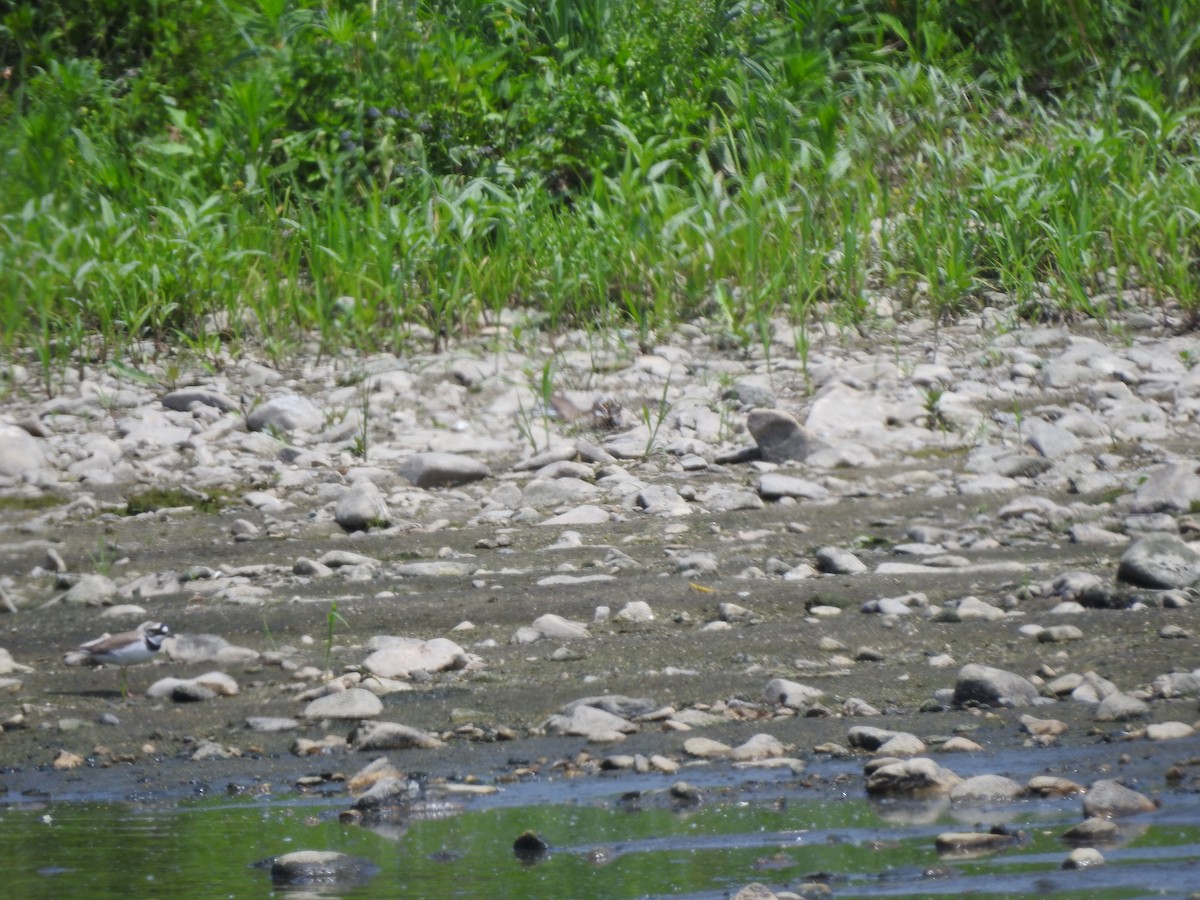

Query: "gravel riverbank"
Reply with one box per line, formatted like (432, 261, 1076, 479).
(3, 306, 1200, 827)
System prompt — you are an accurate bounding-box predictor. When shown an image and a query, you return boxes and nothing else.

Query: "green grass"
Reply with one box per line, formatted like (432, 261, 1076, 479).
(124, 487, 224, 516)
(0, 493, 68, 511)
(2, 0, 1199, 391)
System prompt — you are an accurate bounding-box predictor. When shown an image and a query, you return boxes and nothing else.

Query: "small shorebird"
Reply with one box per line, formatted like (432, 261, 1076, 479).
(75, 621, 171, 698)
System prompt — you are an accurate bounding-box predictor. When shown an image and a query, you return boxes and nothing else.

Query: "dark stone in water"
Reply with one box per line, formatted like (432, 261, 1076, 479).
(670, 780, 703, 805)
(513, 830, 550, 863)
(260, 850, 379, 887)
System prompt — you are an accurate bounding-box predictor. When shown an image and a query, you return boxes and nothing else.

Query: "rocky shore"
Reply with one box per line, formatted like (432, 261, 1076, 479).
(3, 306, 1200, 891)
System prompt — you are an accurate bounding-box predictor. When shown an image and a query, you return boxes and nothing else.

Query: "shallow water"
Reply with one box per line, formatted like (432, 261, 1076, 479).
(5, 760, 1200, 900)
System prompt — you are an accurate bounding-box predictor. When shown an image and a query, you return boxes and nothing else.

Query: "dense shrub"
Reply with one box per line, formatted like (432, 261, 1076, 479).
(4, 0, 1197, 202)
(1, 0, 1198, 378)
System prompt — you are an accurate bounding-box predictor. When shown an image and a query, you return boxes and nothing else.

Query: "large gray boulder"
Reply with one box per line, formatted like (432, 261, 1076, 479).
(952, 664, 1042, 708)
(0, 425, 45, 476)
(334, 478, 390, 532)
(246, 394, 324, 433)
(398, 452, 490, 488)
(302, 687, 383, 720)
(361, 636, 468, 678)
(1130, 461, 1200, 513)
(746, 408, 817, 463)
(1082, 779, 1157, 818)
(1117, 534, 1200, 589)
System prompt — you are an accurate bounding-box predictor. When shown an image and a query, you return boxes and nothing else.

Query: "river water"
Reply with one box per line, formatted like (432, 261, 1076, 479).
(5, 746, 1200, 899)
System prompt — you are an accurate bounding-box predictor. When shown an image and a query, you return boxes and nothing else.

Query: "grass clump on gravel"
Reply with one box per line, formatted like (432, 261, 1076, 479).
(2, 0, 1199, 395)
(0, 493, 66, 512)
(123, 487, 223, 516)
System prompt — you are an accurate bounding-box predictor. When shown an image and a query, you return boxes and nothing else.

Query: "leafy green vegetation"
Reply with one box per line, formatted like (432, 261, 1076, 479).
(324, 598, 348, 673)
(2, 0, 1199, 393)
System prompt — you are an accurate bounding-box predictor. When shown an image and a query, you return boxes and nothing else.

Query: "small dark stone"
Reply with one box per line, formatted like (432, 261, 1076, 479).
(1078, 585, 1133, 610)
(171, 683, 217, 703)
(513, 830, 550, 863)
(669, 780, 703, 805)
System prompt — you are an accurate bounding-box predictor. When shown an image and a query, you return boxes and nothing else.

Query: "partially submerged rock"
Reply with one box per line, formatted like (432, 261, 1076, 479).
(865, 757, 962, 798)
(950, 774, 1026, 804)
(935, 829, 1020, 858)
(264, 850, 379, 887)
(1082, 780, 1158, 819)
